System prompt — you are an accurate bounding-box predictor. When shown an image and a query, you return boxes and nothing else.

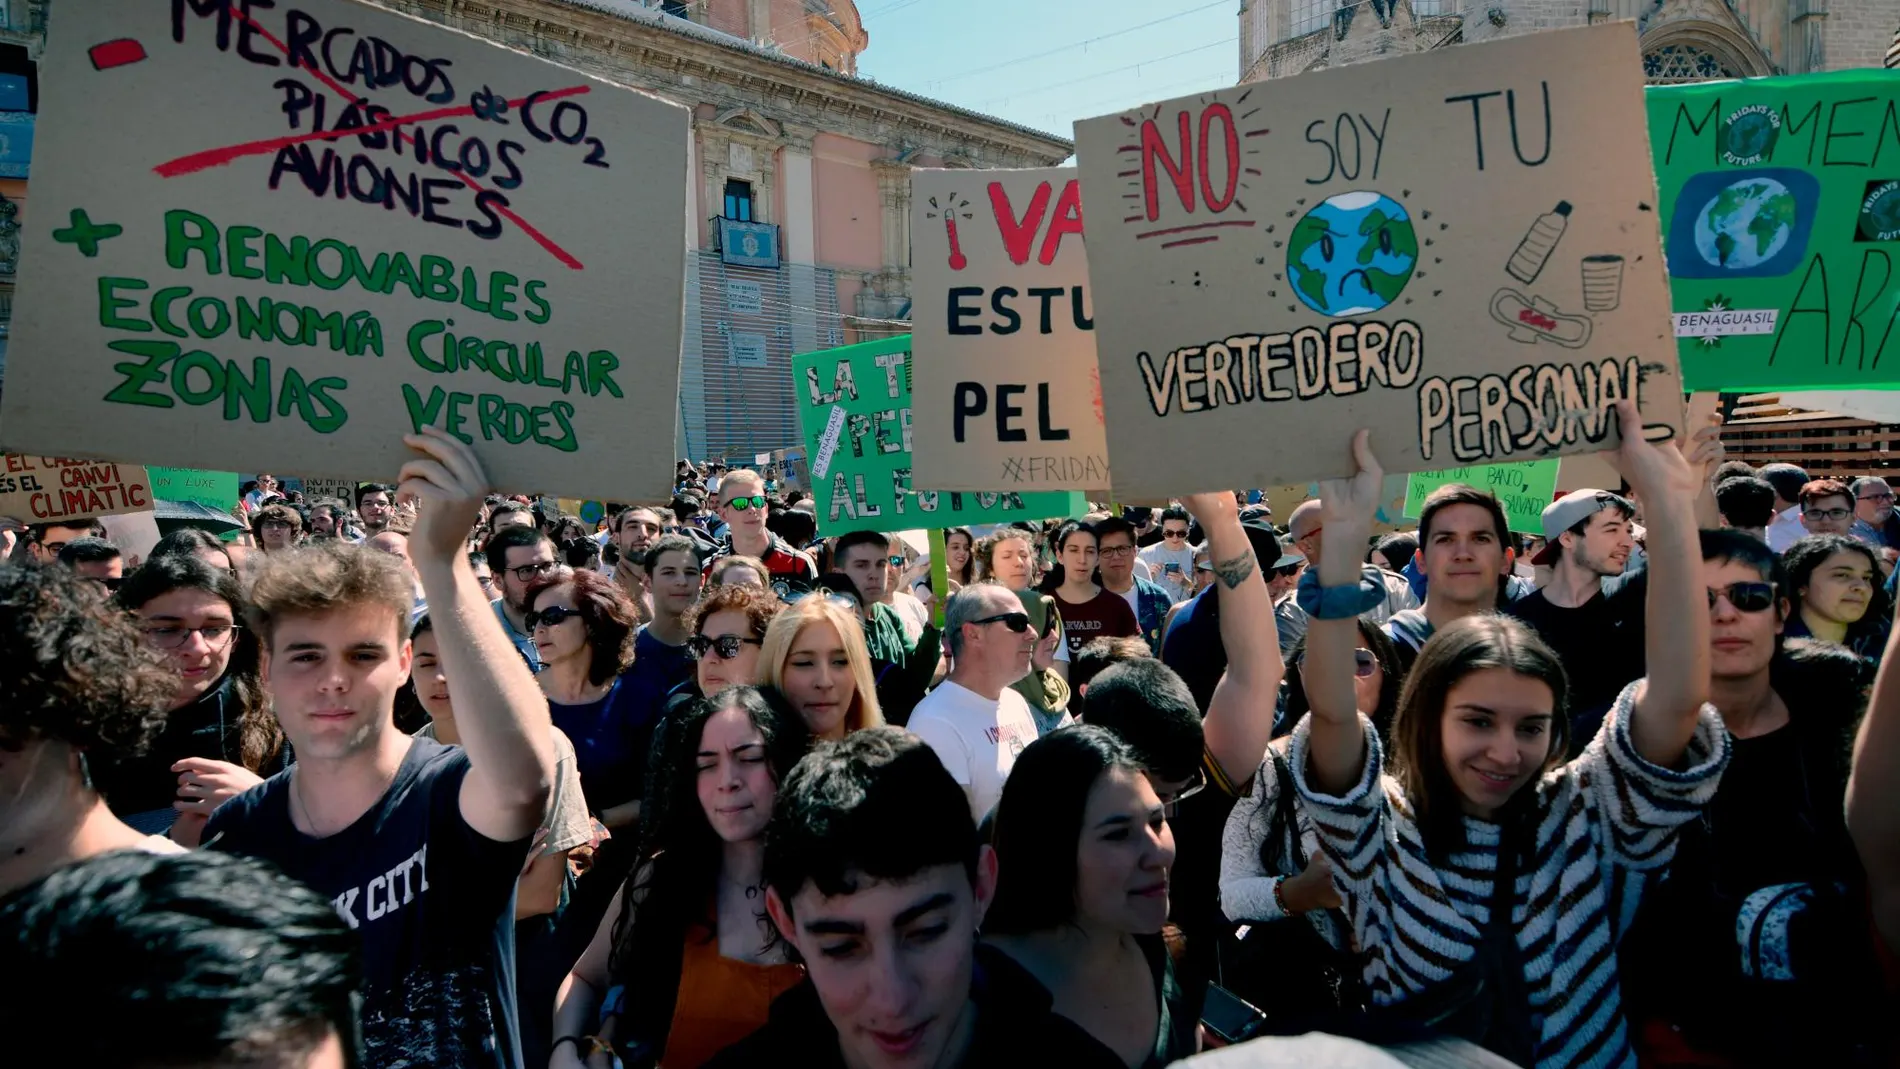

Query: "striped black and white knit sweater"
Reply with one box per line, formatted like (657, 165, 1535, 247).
(1288, 680, 1730, 1069)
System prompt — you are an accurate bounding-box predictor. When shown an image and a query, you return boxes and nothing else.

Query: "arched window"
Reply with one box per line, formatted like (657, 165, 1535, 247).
(1643, 42, 1742, 82)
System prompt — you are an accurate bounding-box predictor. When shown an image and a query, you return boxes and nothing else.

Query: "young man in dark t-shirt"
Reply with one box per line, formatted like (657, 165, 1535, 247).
(206, 428, 556, 1069)
(1503, 488, 1646, 751)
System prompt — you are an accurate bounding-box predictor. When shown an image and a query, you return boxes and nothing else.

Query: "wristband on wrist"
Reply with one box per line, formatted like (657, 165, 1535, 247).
(1294, 567, 1386, 620)
(1270, 875, 1292, 916)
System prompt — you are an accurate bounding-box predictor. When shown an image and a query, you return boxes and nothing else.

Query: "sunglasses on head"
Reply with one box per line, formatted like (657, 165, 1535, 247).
(688, 633, 763, 661)
(972, 611, 1032, 633)
(1707, 581, 1776, 613)
(724, 495, 767, 511)
(526, 605, 584, 630)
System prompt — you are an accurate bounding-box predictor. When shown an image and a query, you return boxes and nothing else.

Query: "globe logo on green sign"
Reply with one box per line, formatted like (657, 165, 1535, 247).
(1691, 177, 1797, 271)
(1286, 191, 1417, 317)
(1720, 105, 1780, 167)
(1859, 181, 1900, 242)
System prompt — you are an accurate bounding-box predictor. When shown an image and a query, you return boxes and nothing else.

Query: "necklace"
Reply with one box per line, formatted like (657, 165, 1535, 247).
(287, 766, 316, 836)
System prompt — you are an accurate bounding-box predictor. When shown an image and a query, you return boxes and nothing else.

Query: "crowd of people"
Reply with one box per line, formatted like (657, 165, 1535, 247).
(4, 407, 1900, 1069)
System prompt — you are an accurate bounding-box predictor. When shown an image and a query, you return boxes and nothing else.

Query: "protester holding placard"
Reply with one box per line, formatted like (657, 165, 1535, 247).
(1293, 401, 1723, 1068)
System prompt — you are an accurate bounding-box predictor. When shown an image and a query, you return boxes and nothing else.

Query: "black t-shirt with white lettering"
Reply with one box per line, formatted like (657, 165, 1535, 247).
(205, 736, 531, 1069)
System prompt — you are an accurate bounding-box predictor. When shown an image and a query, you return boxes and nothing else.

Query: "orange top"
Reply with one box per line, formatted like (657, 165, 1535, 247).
(661, 915, 806, 1069)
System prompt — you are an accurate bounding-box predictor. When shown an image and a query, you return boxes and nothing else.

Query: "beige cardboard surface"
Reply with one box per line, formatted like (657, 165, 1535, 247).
(910, 167, 1110, 491)
(0, 455, 153, 522)
(3, 0, 688, 502)
(1073, 23, 1683, 500)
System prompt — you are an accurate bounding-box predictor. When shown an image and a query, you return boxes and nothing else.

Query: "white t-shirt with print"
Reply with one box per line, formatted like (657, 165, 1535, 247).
(906, 680, 1052, 823)
(1139, 542, 1196, 600)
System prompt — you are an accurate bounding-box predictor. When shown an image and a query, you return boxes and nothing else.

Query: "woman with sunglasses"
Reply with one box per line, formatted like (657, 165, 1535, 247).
(1217, 618, 1404, 1022)
(1040, 521, 1141, 658)
(552, 688, 809, 1069)
(759, 594, 884, 742)
(683, 583, 780, 697)
(107, 555, 284, 846)
(524, 569, 648, 834)
(1782, 533, 1891, 661)
(984, 726, 1197, 1067)
(1295, 407, 1727, 1067)
(1620, 530, 1888, 1066)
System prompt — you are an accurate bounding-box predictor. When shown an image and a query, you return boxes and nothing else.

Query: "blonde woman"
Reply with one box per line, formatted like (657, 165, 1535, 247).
(759, 595, 884, 741)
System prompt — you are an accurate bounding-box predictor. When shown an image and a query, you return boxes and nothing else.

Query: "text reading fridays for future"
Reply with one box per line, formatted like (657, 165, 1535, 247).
(104, 6, 619, 451)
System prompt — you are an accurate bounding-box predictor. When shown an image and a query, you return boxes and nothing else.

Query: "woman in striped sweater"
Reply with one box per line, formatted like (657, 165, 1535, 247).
(1291, 400, 1731, 1069)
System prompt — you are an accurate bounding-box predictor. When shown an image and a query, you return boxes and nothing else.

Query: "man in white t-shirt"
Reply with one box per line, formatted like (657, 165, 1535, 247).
(1137, 507, 1197, 601)
(907, 584, 1059, 821)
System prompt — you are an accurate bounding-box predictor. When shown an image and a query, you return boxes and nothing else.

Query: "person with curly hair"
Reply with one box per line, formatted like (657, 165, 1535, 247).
(0, 564, 183, 895)
(250, 502, 304, 554)
(683, 583, 780, 698)
(103, 555, 284, 846)
(526, 568, 648, 834)
(552, 687, 810, 1069)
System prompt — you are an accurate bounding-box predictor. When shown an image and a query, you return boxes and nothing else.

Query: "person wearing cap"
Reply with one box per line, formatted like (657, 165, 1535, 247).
(1503, 488, 1645, 753)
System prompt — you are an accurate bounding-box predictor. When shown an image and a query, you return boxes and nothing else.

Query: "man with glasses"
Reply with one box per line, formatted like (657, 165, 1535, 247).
(1622, 529, 1887, 1065)
(1095, 517, 1175, 653)
(356, 483, 396, 535)
(484, 524, 567, 669)
(1799, 479, 1857, 538)
(250, 503, 304, 554)
(26, 519, 103, 565)
(1138, 507, 1198, 602)
(907, 584, 1055, 821)
(57, 536, 125, 588)
(1504, 489, 1645, 752)
(704, 468, 817, 599)
(1850, 476, 1900, 548)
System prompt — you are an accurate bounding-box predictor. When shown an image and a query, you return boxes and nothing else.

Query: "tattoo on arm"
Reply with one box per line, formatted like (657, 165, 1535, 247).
(1214, 551, 1257, 591)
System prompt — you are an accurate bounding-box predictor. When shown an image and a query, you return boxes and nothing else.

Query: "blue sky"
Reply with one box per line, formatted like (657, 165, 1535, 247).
(854, 0, 1241, 142)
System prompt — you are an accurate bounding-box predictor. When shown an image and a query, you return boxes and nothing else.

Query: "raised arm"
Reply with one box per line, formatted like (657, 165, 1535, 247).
(401, 427, 556, 842)
(1304, 430, 1385, 795)
(1849, 619, 1900, 954)
(1186, 491, 1285, 787)
(1611, 399, 1711, 766)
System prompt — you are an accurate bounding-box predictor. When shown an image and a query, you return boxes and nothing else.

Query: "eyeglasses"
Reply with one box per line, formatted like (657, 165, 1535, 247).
(688, 633, 763, 661)
(1860, 492, 1896, 503)
(1707, 581, 1777, 614)
(888, 555, 906, 567)
(85, 576, 126, 592)
(1274, 564, 1303, 579)
(526, 605, 584, 630)
(723, 495, 767, 511)
(1156, 769, 1207, 816)
(510, 560, 561, 583)
(1163, 528, 1189, 539)
(141, 623, 239, 649)
(971, 611, 1031, 633)
(259, 519, 295, 530)
(1352, 648, 1379, 678)
(1804, 508, 1852, 521)
(1099, 545, 1136, 558)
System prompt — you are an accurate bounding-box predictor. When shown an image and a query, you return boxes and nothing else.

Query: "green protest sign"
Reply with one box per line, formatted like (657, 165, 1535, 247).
(1650, 71, 1900, 391)
(793, 335, 1085, 537)
(1404, 459, 1558, 534)
(149, 466, 238, 510)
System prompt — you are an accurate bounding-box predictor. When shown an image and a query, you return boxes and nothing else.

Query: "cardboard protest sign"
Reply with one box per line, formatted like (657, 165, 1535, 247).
(1649, 71, 1900, 390)
(296, 476, 363, 504)
(910, 167, 1110, 490)
(150, 466, 239, 510)
(3, 0, 689, 501)
(793, 335, 1086, 537)
(0, 455, 153, 523)
(1404, 459, 1558, 534)
(1072, 22, 1683, 500)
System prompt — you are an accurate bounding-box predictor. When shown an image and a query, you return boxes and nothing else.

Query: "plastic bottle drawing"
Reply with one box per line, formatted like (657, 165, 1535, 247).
(1506, 201, 1571, 285)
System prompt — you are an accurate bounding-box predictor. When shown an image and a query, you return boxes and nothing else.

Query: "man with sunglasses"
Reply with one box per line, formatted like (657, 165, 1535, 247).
(1138, 507, 1199, 602)
(1621, 529, 1887, 1066)
(908, 584, 1054, 821)
(705, 469, 817, 599)
(57, 536, 125, 588)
